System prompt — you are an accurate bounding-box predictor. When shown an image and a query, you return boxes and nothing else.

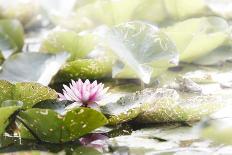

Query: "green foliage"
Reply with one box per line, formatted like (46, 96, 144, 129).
(0, 106, 20, 135)
(0, 19, 24, 59)
(19, 107, 108, 143)
(40, 30, 95, 61)
(0, 80, 57, 109)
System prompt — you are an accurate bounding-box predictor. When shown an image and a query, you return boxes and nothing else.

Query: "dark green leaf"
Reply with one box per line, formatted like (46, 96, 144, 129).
(19, 108, 108, 143)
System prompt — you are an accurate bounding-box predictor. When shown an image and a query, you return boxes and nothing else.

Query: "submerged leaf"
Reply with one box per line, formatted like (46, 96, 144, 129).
(0, 52, 69, 85)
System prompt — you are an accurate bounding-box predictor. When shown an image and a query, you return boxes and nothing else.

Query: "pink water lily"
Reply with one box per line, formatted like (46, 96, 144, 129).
(58, 79, 109, 107)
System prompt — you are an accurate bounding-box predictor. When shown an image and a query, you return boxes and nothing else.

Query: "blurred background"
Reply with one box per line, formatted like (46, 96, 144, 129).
(1, 1, 232, 154)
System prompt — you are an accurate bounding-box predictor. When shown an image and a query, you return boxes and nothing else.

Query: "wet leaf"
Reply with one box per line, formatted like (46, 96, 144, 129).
(0, 80, 57, 109)
(19, 107, 108, 143)
(0, 52, 69, 85)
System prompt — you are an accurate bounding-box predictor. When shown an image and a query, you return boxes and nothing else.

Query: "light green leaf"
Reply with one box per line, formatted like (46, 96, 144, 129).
(0, 19, 24, 59)
(40, 29, 95, 61)
(99, 21, 178, 83)
(164, 17, 229, 62)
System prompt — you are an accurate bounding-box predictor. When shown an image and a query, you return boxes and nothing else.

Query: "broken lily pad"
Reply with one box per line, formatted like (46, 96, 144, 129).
(0, 80, 57, 109)
(19, 107, 108, 143)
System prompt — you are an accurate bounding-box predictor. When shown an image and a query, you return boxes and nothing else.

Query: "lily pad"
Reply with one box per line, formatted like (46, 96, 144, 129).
(164, 17, 229, 62)
(99, 21, 178, 83)
(101, 88, 178, 125)
(0, 80, 57, 109)
(0, 19, 24, 59)
(40, 29, 95, 61)
(0, 52, 69, 85)
(101, 88, 223, 125)
(53, 57, 113, 83)
(0, 106, 20, 135)
(136, 93, 223, 123)
(19, 107, 108, 143)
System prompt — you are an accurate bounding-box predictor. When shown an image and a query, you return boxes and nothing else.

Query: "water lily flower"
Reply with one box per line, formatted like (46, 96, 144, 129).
(58, 79, 109, 107)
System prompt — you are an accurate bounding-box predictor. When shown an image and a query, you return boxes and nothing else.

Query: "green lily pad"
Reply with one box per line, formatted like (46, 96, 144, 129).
(164, 17, 229, 62)
(0, 106, 20, 135)
(136, 93, 223, 123)
(101, 88, 178, 125)
(40, 29, 95, 61)
(102, 88, 223, 125)
(19, 107, 108, 143)
(0, 80, 57, 109)
(0, 52, 69, 85)
(53, 58, 113, 83)
(0, 19, 24, 59)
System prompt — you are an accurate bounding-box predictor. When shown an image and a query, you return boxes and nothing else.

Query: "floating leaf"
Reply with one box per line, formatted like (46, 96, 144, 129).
(100, 88, 178, 125)
(164, 17, 229, 62)
(99, 21, 178, 83)
(40, 29, 95, 61)
(136, 93, 223, 123)
(102, 88, 223, 125)
(193, 46, 232, 65)
(0, 106, 20, 135)
(53, 58, 113, 83)
(19, 107, 108, 143)
(0, 52, 69, 85)
(0, 80, 57, 109)
(0, 19, 24, 59)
